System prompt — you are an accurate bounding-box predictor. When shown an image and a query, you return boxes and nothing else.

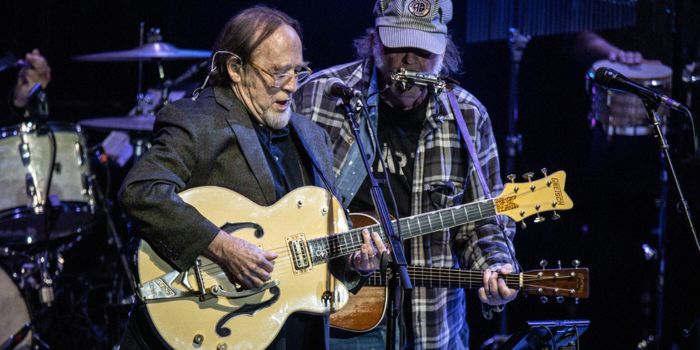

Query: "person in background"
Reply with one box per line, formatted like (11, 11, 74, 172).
(1, 48, 51, 124)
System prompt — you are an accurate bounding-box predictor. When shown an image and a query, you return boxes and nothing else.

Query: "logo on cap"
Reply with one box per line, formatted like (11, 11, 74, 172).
(408, 0, 431, 17)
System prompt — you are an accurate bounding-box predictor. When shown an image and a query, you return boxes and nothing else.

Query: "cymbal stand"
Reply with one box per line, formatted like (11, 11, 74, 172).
(135, 22, 145, 115)
(90, 152, 138, 297)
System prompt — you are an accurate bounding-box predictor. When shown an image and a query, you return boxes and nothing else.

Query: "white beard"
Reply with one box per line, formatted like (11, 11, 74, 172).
(261, 106, 291, 129)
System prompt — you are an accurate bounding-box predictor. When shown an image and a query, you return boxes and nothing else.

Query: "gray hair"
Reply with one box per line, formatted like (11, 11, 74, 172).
(353, 27, 462, 76)
(209, 6, 303, 86)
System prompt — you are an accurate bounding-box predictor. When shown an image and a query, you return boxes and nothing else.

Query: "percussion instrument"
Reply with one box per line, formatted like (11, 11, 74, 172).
(0, 122, 96, 246)
(72, 41, 210, 62)
(0, 264, 32, 349)
(587, 59, 672, 137)
(80, 114, 156, 132)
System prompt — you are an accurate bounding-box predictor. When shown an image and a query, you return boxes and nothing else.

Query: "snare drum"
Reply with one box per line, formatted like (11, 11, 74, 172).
(587, 59, 672, 137)
(0, 264, 32, 349)
(0, 122, 96, 246)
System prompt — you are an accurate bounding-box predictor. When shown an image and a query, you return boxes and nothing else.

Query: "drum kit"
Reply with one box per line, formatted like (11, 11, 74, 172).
(0, 35, 210, 349)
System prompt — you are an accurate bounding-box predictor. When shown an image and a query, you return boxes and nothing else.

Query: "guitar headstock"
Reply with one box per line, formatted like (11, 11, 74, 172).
(494, 169, 574, 226)
(521, 267, 589, 302)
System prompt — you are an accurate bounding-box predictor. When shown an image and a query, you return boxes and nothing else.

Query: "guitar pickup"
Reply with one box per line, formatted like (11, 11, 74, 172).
(286, 234, 312, 275)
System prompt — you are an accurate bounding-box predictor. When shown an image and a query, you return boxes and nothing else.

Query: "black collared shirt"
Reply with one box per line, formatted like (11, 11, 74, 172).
(252, 119, 311, 201)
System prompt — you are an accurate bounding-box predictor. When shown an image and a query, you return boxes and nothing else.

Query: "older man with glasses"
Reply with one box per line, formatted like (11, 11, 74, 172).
(118, 5, 385, 350)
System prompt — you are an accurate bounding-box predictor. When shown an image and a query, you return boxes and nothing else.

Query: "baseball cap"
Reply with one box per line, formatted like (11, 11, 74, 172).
(374, 0, 453, 55)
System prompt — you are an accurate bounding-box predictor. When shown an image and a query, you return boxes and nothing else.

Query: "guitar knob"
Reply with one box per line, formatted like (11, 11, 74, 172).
(540, 296, 548, 304)
(556, 296, 565, 303)
(193, 334, 204, 347)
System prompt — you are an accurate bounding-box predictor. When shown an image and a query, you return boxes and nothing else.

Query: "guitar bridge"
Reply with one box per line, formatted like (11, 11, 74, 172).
(286, 233, 312, 275)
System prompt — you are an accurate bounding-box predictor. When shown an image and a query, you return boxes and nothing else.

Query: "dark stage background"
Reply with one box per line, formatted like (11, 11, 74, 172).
(2, 1, 700, 349)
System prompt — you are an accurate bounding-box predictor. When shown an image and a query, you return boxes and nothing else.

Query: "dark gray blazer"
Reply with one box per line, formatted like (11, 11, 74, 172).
(119, 86, 337, 271)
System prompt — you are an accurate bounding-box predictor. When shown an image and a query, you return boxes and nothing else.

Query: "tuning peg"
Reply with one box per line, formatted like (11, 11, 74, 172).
(575, 297, 580, 305)
(507, 174, 519, 193)
(541, 168, 548, 177)
(557, 260, 562, 269)
(571, 259, 580, 268)
(534, 213, 545, 223)
(533, 204, 545, 223)
(520, 221, 527, 229)
(540, 296, 548, 304)
(521, 172, 537, 192)
(540, 259, 548, 269)
(556, 296, 565, 303)
(551, 211, 560, 220)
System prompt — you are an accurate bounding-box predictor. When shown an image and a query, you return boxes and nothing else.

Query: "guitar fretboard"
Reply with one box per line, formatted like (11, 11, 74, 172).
(307, 199, 497, 264)
(365, 266, 521, 290)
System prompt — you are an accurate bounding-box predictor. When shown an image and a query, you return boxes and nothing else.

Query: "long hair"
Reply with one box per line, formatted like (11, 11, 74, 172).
(353, 27, 462, 76)
(209, 6, 302, 86)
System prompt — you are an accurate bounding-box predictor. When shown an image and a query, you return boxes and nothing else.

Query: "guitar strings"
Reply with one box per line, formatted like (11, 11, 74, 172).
(181, 182, 559, 291)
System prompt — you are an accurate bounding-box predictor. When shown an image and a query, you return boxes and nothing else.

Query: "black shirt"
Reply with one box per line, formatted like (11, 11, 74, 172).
(348, 98, 427, 217)
(251, 117, 311, 201)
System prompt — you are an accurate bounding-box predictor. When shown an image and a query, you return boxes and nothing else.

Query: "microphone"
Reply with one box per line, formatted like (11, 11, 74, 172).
(594, 67, 683, 110)
(324, 77, 361, 100)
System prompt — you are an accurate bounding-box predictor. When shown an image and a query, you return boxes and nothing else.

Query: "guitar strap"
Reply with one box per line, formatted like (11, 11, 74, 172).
(446, 89, 520, 274)
(445, 90, 495, 203)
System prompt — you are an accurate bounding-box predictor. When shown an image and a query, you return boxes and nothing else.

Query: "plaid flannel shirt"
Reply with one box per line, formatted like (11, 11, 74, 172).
(293, 59, 516, 350)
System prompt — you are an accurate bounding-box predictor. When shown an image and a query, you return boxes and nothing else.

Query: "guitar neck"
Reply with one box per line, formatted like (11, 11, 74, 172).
(365, 266, 521, 290)
(308, 199, 497, 264)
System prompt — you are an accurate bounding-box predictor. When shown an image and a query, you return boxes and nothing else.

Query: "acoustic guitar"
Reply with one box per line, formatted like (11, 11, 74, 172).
(330, 211, 589, 332)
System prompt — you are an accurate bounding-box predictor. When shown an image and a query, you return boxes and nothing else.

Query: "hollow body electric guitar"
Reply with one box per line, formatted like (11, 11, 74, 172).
(136, 171, 572, 350)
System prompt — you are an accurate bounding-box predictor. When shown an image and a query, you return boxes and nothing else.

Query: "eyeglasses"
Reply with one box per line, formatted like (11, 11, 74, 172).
(248, 61, 312, 88)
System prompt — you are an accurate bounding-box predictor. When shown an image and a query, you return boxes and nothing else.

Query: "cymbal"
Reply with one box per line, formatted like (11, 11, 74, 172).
(73, 42, 211, 62)
(80, 115, 155, 132)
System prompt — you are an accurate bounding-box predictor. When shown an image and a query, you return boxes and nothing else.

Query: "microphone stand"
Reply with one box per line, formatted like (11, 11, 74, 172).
(340, 96, 412, 350)
(642, 98, 699, 347)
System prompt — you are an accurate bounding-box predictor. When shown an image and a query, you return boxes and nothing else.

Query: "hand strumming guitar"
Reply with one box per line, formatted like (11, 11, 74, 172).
(205, 230, 278, 289)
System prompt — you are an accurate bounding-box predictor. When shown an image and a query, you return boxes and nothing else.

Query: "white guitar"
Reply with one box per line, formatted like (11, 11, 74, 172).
(136, 171, 573, 349)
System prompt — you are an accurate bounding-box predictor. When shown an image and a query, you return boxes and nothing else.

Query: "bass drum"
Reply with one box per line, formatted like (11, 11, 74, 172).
(587, 59, 672, 137)
(0, 264, 32, 349)
(0, 122, 97, 246)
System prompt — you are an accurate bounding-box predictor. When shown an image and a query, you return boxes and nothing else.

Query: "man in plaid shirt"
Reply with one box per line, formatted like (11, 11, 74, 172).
(293, 0, 518, 348)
